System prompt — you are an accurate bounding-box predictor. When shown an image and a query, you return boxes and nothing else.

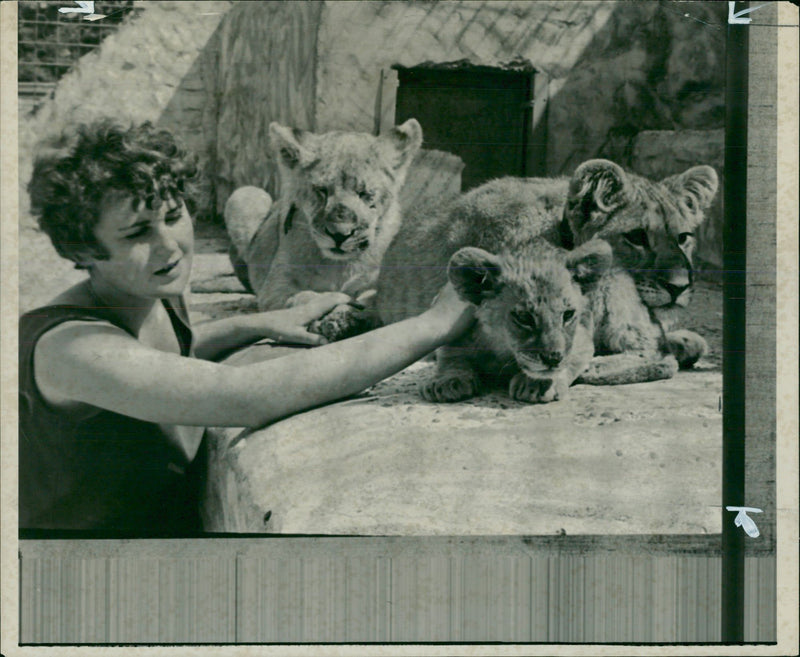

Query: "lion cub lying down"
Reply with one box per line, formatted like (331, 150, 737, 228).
(427, 240, 679, 403)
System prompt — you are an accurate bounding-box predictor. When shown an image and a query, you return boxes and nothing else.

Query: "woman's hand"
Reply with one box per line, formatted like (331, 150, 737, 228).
(423, 282, 476, 343)
(259, 292, 352, 345)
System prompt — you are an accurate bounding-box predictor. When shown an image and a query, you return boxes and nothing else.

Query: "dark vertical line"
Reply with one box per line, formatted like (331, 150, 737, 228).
(233, 553, 239, 642)
(522, 72, 534, 177)
(374, 69, 384, 136)
(18, 549, 23, 641)
(721, 4, 748, 644)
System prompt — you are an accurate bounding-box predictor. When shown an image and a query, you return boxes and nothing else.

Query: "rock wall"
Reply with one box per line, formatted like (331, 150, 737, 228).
(203, 356, 721, 535)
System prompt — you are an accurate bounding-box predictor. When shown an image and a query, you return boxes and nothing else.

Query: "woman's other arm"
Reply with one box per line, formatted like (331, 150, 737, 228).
(35, 284, 474, 428)
(192, 292, 351, 360)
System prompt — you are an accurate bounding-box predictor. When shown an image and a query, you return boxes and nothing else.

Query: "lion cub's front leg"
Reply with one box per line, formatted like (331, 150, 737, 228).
(420, 345, 481, 403)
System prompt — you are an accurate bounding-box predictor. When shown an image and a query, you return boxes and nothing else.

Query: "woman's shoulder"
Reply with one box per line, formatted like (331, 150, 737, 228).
(21, 280, 94, 319)
(20, 280, 131, 357)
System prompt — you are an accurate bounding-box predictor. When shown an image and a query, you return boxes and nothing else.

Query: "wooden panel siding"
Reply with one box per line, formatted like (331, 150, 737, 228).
(212, 1, 324, 214)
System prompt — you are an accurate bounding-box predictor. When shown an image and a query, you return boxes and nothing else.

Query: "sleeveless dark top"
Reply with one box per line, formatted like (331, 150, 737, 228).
(19, 298, 205, 535)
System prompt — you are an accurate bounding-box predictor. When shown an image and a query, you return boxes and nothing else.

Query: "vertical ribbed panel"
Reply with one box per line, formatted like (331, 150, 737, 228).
(20, 555, 236, 644)
(20, 546, 775, 644)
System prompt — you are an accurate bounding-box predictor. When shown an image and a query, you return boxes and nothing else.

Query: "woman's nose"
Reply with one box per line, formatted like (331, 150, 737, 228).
(153, 222, 181, 255)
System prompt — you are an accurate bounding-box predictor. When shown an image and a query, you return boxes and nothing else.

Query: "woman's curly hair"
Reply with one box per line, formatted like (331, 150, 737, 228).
(28, 119, 199, 268)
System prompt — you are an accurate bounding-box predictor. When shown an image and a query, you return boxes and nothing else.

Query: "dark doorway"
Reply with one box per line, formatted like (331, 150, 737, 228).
(394, 65, 546, 191)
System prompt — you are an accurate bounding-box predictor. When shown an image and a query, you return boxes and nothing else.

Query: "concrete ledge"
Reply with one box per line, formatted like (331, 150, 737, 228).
(202, 352, 722, 536)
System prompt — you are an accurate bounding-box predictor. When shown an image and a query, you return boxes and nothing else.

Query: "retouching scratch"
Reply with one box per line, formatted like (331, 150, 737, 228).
(663, 5, 723, 30)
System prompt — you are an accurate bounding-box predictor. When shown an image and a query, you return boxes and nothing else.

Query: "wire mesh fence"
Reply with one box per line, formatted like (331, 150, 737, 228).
(18, 0, 142, 98)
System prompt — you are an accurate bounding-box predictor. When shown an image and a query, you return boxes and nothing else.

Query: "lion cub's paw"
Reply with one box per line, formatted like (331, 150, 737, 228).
(420, 371, 480, 403)
(509, 371, 568, 404)
(308, 303, 377, 342)
(665, 330, 708, 369)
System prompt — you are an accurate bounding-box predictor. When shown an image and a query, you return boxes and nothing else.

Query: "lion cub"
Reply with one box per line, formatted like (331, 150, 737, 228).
(429, 239, 613, 403)
(387, 237, 684, 404)
(225, 119, 422, 312)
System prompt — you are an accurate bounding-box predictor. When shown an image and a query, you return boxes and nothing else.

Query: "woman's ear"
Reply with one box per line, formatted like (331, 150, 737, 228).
(447, 247, 504, 305)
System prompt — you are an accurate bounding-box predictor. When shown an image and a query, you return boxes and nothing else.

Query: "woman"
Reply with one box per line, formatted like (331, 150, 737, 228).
(19, 119, 474, 534)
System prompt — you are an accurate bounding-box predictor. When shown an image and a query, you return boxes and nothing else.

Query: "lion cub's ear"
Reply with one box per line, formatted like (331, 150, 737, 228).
(448, 246, 504, 305)
(269, 123, 319, 170)
(663, 165, 719, 215)
(566, 239, 613, 286)
(379, 118, 423, 171)
(568, 159, 630, 215)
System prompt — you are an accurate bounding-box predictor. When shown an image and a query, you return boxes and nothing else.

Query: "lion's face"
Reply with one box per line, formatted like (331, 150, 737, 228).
(564, 160, 718, 310)
(448, 240, 612, 376)
(270, 121, 422, 261)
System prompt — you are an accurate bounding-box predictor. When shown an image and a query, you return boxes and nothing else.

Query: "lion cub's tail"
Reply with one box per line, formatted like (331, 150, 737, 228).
(224, 186, 273, 258)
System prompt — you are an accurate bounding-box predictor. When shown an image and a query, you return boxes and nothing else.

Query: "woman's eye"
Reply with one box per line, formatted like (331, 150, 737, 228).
(563, 309, 575, 323)
(678, 232, 693, 246)
(124, 228, 149, 240)
(623, 229, 649, 248)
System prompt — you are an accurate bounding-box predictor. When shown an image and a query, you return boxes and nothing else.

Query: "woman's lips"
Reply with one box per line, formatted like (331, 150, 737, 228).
(154, 259, 180, 276)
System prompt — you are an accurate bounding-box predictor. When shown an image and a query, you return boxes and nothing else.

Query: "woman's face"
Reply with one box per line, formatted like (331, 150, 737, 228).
(89, 190, 194, 302)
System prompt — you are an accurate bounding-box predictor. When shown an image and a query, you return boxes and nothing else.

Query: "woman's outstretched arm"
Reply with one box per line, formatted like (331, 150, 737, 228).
(35, 284, 474, 428)
(192, 292, 351, 360)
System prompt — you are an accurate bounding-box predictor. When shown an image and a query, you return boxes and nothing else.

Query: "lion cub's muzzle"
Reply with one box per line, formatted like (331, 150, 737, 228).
(317, 204, 370, 257)
(639, 251, 694, 308)
(516, 348, 563, 374)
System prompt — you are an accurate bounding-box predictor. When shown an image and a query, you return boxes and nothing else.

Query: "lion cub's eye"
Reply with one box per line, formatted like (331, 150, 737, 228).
(357, 189, 375, 204)
(677, 232, 694, 246)
(510, 309, 536, 330)
(623, 229, 649, 248)
(563, 309, 576, 323)
(312, 186, 328, 203)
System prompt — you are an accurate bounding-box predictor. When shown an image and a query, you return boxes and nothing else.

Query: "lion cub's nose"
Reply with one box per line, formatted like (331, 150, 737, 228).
(325, 224, 356, 247)
(541, 349, 564, 368)
(662, 281, 690, 302)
